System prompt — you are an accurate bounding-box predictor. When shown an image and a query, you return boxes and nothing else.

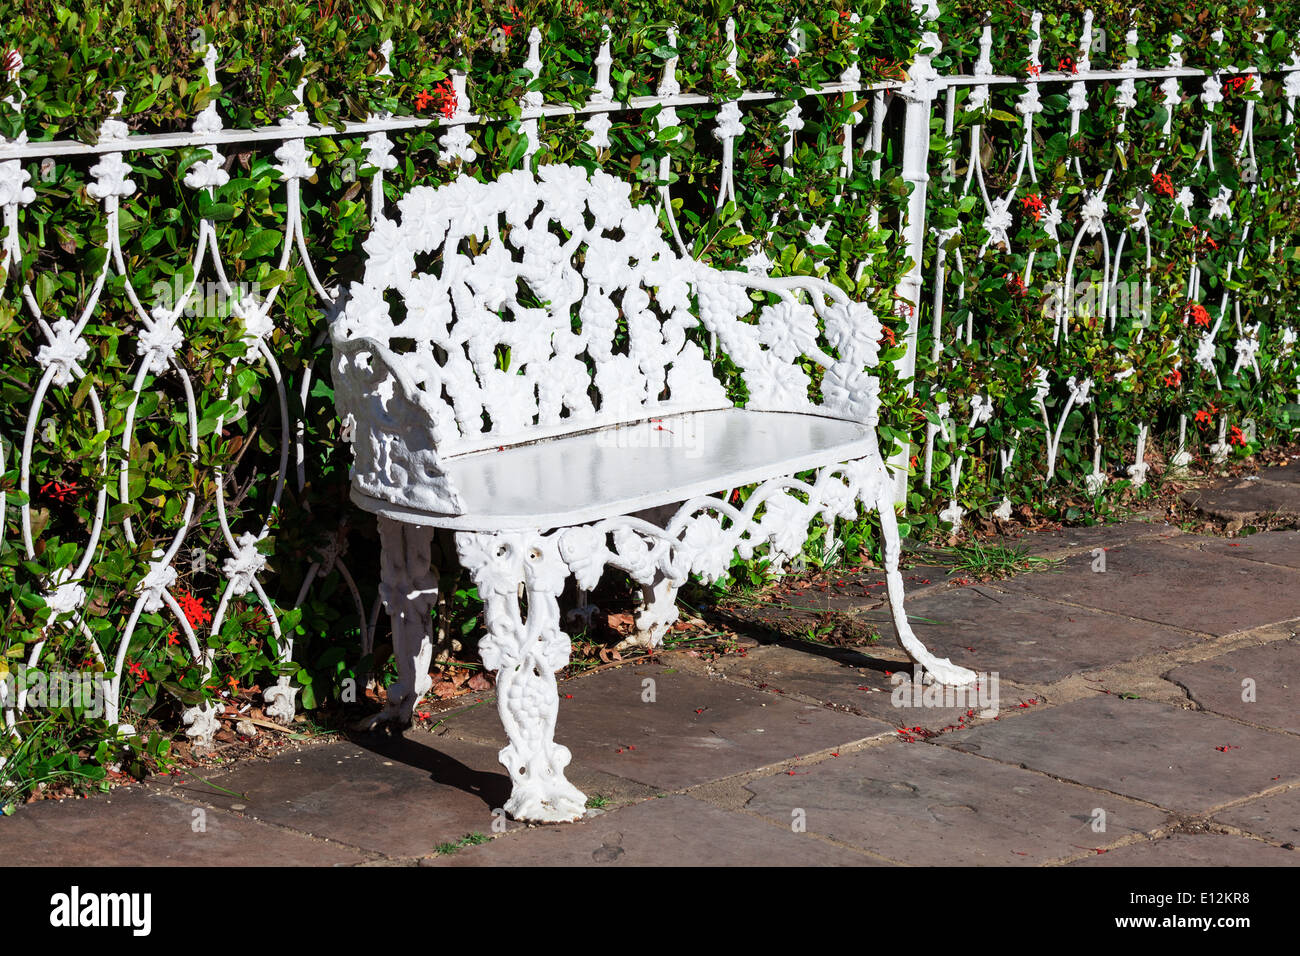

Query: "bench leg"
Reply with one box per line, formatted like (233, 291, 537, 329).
(366, 517, 438, 730)
(623, 572, 679, 651)
(456, 531, 588, 823)
(875, 487, 979, 687)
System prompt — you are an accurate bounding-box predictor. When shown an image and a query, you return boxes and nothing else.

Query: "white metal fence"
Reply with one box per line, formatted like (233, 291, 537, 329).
(2, 5, 1298, 743)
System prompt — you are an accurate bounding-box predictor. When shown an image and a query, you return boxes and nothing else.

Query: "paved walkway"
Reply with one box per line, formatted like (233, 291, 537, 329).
(6, 473, 1300, 866)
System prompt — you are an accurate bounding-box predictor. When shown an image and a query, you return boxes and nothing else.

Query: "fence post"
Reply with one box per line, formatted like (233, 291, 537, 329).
(892, 2, 942, 508)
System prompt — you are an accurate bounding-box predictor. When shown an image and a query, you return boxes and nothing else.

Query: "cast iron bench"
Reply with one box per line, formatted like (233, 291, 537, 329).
(329, 163, 976, 822)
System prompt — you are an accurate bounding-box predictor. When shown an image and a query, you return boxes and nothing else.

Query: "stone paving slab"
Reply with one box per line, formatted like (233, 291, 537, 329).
(740, 740, 1168, 865)
(1007, 520, 1179, 557)
(0, 787, 365, 866)
(151, 733, 520, 858)
(902, 585, 1206, 685)
(435, 662, 891, 792)
(1166, 640, 1299, 734)
(997, 539, 1300, 636)
(704, 643, 974, 732)
(1213, 788, 1300, 848)
(1177, 529, 1300, 570)
(428, 794, 882, 866)
(1181, 478, 1300, 523)
(1068, 832, 1297, 866)
(1257, 464, 1300, 485)
(940, 696, 1300, 813)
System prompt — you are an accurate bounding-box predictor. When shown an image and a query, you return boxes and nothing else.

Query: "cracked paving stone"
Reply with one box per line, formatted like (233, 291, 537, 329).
(706, 643, 975, 732)
(1180, 478, 1300, 525)
(939, 695, 1300, 813)
(1166, 639, 1298, 734)
(1008, 520, 1179, 557)
(740, 740, 1167, 865)
(901, 585, 1205, 685)
(434, 662, 891, 792)
(1180, 529, 1300, 571)
(426, 794, 882, 866)
(1068, 832, 1296, 866)
(155, 733, 523, 858)
(1213, 788, 1300, 847)
(997, 539, 1300, 636)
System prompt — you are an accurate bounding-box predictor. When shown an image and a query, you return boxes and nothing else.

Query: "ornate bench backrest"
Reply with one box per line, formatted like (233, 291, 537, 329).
(335, 165, 731, 457)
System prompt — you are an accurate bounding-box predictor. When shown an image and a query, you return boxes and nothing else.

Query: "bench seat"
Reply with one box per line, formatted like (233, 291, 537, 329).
(354, 408, 877, 531)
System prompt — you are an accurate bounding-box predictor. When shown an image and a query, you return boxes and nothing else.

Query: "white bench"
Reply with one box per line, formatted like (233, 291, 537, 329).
(330, 164, 976, 822)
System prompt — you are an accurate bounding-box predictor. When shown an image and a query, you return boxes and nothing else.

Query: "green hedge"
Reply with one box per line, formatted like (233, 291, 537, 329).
(1, 0, 1297, 801)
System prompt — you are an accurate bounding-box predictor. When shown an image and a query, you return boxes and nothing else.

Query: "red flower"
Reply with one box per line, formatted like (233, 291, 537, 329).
(1058, 56, 1077, 74)
(176, 590, 212, 629)
(414, 89, 433, 111)
(127, 660, 149, 682)
(1151, 171, 1175, 198)
(1026, 61, 1041, 76)
(1187, 302, 1211, 327)
(1221, 75, 1247, 96)
(502, 24, 514, 37)
(1021, 193, 1045, 222)
(40, 481, 81, 503)
(433, 79, 457, 119)
(1163, 369, 1181, 387)
(1229, 425, 1247, 446)
(1004, 273, 1027, 297)
(879, 325, 896, 347)
(1194, 408, 1213, 427)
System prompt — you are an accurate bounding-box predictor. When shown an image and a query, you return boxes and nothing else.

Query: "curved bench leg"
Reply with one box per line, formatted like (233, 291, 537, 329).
(875, 486, 979, 687)
(457, 531, 588, 823)
(365, 517, 438, 730)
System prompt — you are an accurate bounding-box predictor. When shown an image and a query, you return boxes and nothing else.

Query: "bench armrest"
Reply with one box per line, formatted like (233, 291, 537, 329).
(692, 266, 885, 426)
(331, 334, 467, 514)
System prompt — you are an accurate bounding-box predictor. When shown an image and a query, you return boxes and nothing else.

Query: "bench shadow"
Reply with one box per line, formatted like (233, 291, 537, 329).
(701, 606, 914, 677)
(345, 728, 512, 813)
